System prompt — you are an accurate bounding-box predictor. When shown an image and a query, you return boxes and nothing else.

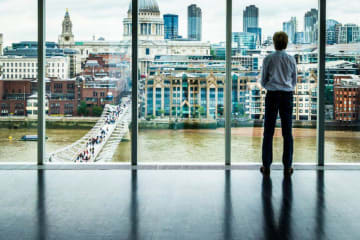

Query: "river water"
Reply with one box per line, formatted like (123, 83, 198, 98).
(0, 128, 359, 163)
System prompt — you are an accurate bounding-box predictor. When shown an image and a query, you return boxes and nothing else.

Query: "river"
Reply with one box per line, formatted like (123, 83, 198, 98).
(0, 128, 359, 163)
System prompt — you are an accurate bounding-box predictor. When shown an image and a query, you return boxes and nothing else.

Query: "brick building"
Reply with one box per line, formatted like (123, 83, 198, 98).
(0, 79, 33, 115)
(333, 74, 360, 121)
(82, 52, 130, 79)
(0, 78, 78, 116)
(47, 78, 79, 116)
(0, 76, 127, 116)
(80, 77, 126, 108)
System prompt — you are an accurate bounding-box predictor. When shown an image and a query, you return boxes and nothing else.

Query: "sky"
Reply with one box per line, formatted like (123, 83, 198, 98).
(0, 0, 359, 47)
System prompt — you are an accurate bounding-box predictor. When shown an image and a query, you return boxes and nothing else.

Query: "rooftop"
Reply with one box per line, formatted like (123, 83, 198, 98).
(128, 0, 160, 13)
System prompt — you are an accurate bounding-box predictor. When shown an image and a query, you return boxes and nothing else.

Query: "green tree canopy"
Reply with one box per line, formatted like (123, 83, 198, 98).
(92, 105, 103, 117)
(77, 101, 89, 116)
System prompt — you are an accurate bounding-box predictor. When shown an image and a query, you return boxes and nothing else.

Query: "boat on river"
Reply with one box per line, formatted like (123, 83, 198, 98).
(20, 135, 48, 141)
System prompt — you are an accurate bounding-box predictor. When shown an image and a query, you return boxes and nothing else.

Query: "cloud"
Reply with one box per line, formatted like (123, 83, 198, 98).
(0, 0, 37, 46)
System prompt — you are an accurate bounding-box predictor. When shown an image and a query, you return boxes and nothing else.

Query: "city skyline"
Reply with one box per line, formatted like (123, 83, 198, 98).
(0, 0, 360, 47)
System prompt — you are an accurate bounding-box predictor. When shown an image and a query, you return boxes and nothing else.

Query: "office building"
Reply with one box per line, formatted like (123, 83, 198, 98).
(326, 19, 340, 45)
(210, 42, 237, 60)
(243, 5, 259, 32)
(3, 41, 81, 78)
(188, 4, 202, 41)
(232, 32, 257, 55)
(164, 14, 179, 40)
(333, 74, 360, 121)
(337, 24, 360, 44)
(0, 56, 70, 80)
(144, 61, 247, 119)
(247, 27, 262, 45)
(232, 54, 261, 71)
(283, 17, 298, 44)
(4, 41, 64, 57)
(304, 8, 318, 44)
(295, 32, 305, 44)
(144, 59, 319, 121)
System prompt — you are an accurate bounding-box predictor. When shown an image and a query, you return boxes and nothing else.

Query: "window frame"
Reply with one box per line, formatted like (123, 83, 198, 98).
(36, 0, 327, 166)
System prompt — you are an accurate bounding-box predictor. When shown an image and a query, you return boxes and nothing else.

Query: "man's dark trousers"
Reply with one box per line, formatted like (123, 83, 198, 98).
(262, 90, 294, 168)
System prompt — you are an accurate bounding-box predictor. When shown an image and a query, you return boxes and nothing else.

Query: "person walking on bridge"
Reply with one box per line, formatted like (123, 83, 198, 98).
(260, 31, 297, 177)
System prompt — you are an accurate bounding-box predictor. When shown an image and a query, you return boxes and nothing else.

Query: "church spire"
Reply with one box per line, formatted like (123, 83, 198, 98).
(58, 8, 74, 47)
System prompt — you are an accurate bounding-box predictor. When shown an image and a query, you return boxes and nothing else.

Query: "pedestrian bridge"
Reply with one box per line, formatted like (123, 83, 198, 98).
(48, 99, 131, 163)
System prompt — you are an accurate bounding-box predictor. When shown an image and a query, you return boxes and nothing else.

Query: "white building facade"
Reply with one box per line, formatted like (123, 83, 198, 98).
(0, 56, 70, 80)
(26, 93, 49, 117)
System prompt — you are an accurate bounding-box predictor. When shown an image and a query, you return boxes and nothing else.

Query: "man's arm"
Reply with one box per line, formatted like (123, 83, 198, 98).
(261, 57, 269, 88)
(291, 58, 297, 89)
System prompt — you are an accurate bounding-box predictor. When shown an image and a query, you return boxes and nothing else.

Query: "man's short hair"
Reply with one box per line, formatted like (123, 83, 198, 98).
(273, 31, 288, 51)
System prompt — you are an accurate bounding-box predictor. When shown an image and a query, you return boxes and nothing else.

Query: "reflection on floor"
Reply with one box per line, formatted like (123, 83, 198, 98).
(0, 170, 359, 240)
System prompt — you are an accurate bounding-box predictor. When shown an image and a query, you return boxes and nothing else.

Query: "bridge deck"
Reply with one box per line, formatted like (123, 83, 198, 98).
(48, 100, 131, 163)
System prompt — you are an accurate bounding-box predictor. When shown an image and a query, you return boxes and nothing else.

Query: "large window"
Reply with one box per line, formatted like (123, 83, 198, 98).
(44, 0, 132, 163)
(137, 0, 226, 162)
(0, 0, 357, 165)
(324, 0, 360, 163)
(231, 1, 318, 163)
(0, 0, 38, 162)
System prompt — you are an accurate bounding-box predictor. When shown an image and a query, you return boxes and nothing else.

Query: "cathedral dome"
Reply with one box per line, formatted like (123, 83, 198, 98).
(128, 0, 160, 13)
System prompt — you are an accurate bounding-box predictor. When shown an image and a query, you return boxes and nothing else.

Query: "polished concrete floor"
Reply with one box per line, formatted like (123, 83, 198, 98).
(1, 170, 360, 240)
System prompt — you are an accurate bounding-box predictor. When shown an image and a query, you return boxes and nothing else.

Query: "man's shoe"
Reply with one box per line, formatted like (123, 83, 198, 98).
(260, 166, 270, 176)
(284, 167, 294, 177)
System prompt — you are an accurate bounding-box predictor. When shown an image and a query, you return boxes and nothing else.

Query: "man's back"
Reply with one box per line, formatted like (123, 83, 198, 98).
(260, 31, 295, 177)
(261, 50, 297, 92)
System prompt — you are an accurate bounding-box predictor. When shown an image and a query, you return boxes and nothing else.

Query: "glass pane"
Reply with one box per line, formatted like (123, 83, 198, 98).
(0, 0, 37, 162)
(45, 1, 132, 163)
(231, 1, 318, 163)
(325, 0, 360, 163)
(138, 0, 225, 162)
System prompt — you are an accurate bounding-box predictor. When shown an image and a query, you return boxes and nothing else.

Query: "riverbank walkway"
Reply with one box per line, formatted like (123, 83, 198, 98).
(48, 99, 131, 162)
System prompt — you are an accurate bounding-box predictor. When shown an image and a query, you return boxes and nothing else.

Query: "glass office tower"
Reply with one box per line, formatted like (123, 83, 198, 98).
(304, 8, 318, 44)
(188, 4, 202, 41)
(283, 17, 298, 44)
(164, 14, 179, 40)
(243, 5, 259, 32)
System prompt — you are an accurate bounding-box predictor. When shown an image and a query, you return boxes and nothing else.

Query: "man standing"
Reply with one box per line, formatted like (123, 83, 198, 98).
(260, 32, 297, 176)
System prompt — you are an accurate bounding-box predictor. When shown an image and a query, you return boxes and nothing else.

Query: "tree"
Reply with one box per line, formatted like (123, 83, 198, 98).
(158, 109, 165, 118)
(217, 104, 224, 117)
(92, 105, 103, 117)
(191, 110, 197, 119)
(77, 101, 89, 116)
(233, 103, 246, 117)
(324, 86, 334, 105)
(198, 106, 206, 119)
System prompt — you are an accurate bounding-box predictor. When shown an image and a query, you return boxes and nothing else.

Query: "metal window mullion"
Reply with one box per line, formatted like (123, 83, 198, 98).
(37, 0, 46, 165)
(317, 0, 326, 166)
(131, 0, 138, 166)
(225, 0, 232, 166)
